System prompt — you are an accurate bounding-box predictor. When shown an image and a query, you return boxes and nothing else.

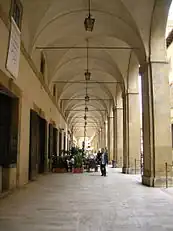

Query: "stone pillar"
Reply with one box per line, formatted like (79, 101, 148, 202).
(98, 130, 101, 149)
(109, 116, 115, 160)
(105, 120, 108, 148)
(122, 92, 141, 174)
(107, 117, 110, 160)
(108, 115, 114, 161)
(18, 97, 30, 187)
(122, 52, 141, 174)
(116, 106, 123, 167)
(101, 127, 104, 148)
(141, 62, 172, 187)
(113, 107, 117, 161)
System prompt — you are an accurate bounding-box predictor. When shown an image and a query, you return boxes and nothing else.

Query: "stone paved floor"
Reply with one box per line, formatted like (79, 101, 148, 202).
(0, 168, 173, 231)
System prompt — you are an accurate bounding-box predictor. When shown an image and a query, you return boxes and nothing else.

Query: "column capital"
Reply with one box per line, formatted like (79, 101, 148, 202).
(127, 92, 139, 95)
(108, 116, 114, 119)
(139, 60, 168, 74)
(123, 91, 139, 97)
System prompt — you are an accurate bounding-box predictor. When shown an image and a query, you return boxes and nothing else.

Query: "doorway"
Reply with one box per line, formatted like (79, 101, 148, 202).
(29, 110, 47, 180)
(0, 91, 19, 192)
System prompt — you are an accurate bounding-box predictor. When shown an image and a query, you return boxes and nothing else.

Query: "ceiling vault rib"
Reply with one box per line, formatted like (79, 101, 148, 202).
(61, 98, 112, 100)
(74, 126, 98, 128)
(65, 109, 106, 111)
(36, 46, 140, 50)
(54, 81, 121, 84)
(68, 116, 102, 118)
(71, 122, 100, 124)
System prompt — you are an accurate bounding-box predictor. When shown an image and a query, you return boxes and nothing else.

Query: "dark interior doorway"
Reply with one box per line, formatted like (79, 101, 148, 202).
(0, 91, 19, 192)
(29, 110, 47, 180)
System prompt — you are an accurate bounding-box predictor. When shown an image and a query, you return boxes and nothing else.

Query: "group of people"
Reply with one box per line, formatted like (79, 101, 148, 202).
(96, 148, 108, 177)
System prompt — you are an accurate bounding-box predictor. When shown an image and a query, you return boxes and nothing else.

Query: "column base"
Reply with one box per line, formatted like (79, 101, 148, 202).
(122, 167, 141, 174)
(142, 175, 173, 187)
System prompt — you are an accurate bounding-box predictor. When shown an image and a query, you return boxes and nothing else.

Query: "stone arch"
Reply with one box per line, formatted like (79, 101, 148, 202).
(149, 0, 172, 61)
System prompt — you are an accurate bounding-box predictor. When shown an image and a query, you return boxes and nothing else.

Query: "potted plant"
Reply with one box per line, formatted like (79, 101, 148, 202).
(73, 153, 83, 173)
(52, 156, 67, 173)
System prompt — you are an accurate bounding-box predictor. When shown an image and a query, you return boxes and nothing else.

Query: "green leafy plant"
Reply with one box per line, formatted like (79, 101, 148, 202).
(74, 153, 83, 168)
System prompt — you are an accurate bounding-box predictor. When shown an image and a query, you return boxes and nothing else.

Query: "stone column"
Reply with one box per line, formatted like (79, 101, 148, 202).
(122, 52, 141, 174)
(141, 62, 172, 187)
(108, 114, 114, 161)
(122, 91, 141, 174)
(103, 122, 106, 147)
(116, 105, 123, 167)
(113, 107, 117, 161)
(107, 117, 110, 160)
(105, 120, 108, 148)
(101, 127, 105, 148)
(98, 130, 101, 149)
(97, 132, 99, 150)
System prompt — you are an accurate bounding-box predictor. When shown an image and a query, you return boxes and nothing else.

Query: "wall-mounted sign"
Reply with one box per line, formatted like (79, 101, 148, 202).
(6, 17, 21, 79)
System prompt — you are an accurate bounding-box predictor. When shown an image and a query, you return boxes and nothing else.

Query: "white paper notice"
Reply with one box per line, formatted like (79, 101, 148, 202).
(6, 17, 21, 79)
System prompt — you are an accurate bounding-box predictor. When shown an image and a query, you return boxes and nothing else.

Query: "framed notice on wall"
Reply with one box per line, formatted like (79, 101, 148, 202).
(6, 17, 21, 79)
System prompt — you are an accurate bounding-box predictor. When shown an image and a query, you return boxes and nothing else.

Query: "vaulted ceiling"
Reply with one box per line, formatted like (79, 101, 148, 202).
(18, 0, 170, 140)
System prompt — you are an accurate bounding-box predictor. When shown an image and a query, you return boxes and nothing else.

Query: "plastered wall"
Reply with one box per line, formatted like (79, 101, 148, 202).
(0, 15, 67, 186)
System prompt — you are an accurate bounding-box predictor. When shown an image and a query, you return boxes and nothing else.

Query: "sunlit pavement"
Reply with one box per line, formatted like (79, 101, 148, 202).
(0, 168, 173, 230)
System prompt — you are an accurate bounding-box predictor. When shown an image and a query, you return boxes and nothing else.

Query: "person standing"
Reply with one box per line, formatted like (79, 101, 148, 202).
(100, 148, 108, 176)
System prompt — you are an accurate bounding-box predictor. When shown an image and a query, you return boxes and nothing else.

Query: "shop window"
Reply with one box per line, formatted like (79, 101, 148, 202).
(11, 0, 23, 30)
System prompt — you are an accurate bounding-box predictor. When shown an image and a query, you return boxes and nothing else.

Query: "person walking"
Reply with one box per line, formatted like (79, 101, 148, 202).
(100, 148, 108, 176)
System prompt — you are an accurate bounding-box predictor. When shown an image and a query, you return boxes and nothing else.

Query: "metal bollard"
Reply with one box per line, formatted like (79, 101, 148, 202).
(165, 162, 168, 188)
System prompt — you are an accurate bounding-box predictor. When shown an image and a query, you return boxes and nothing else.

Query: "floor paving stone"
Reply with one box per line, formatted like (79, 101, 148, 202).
(0, 168, 173, 230)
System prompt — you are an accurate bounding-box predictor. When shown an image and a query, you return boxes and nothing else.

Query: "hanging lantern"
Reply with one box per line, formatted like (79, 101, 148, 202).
(85, 95, 90, 102)
(85, 70, 91, 81)
(84, 14, 95, 32)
